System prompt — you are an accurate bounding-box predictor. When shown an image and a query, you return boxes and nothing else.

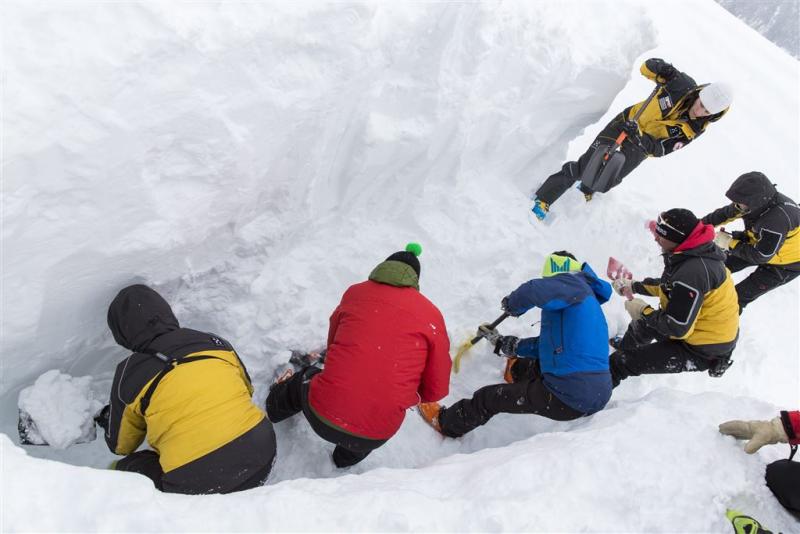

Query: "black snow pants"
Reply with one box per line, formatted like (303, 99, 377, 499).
(437, 358, 583, 438)
(766, 459, 800, 518)
(726, 256, 800, 312)
(609, 320, 732, 386)
(535, 116, 648, 206)
(265, 367, 386, 468)
(114, 418, 275, 494)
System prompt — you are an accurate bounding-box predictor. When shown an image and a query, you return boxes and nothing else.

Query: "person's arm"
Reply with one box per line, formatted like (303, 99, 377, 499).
(504, 276, 589, 316)
(418, 313, 451, 403)
(327, 305, 343, 348)
(640, 58, 678, 84)
(728, 210, 793, 265)
(639, 262, 708, 340)
(632, 277, 663, 297)
(719, 410, 799, 453)
(701, 204, 742, 227)
(515, 337, 540, 360)
(104, 357, 147, 455)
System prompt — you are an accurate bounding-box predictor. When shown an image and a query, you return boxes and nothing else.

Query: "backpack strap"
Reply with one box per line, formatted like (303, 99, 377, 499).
(139, 352, 224, 416)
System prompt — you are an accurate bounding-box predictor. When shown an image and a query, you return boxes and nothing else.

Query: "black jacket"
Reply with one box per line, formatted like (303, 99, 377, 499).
(703, 172, 800, 270)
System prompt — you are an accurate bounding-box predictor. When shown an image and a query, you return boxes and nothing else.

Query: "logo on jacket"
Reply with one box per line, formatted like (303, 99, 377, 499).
(659, 95, 673, 111)
(210, 336, 224, 346)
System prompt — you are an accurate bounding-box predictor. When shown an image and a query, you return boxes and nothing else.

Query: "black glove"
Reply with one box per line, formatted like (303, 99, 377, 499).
(494, 336, 520, 357)
(94, 405, 110, 432)
(621, 120, 641, 140)
(500, 296, 521, 317)
(655, 65, 676, 84)
(731, 230, 747, 241)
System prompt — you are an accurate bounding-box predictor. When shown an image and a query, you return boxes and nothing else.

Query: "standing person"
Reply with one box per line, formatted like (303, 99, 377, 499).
(609, 209, 739, 386)
(702, 171, 800, 312)
(532, 58, 732, 220)
(97, 284, 276, 494)
(265, 243, 451, 468)
(720, 410, 800, 519)
(419, 252, 613, 438)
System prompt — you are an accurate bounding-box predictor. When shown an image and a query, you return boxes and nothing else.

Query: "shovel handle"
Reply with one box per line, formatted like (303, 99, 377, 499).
(605, 84, 662, 159)
(469, 312, 510, 345)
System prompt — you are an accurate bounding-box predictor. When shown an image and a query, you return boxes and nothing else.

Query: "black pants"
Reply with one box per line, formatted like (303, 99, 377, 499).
(265, 368, 386, 468)
(437, 359, 583, 438)
(535, 116, 648, 205)
(115, 419, 276, 494)
(726, 256, 800, 311)
(766, 459, 800, 518)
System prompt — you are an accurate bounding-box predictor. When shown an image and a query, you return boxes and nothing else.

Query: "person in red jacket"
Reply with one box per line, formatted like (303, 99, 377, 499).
(265, 243, 451, 468)
(719, 410, 800, 518)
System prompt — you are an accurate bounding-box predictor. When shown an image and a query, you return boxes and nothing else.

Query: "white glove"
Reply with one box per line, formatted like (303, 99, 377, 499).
(714, 231, 733, 250)
(624, 298, 651, 321)
(612, 278, 634, 297)
(718, 417, 788, 454)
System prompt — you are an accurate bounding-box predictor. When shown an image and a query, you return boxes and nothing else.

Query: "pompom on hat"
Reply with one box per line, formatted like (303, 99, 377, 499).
(385, 242, 422, 277)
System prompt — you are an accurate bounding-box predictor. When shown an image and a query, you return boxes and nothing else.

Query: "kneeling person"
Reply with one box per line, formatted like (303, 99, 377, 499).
(99, 284, 276, 494)
(265, 244, 451, 467)
(420, 252, 613, 437)
(609, 209, 740, 385)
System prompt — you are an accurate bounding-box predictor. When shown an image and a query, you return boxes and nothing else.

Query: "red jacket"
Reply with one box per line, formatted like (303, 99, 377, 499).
(308, 278, 451, 440)
(782, 411, 800, 446)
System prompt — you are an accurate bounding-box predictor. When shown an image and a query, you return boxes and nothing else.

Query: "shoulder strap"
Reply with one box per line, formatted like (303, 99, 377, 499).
(139, 352, 224, 416)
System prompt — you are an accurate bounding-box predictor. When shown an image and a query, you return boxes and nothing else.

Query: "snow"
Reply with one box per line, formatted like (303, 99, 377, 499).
(17, 370, 103, 449)
(1, 0, 799, 532)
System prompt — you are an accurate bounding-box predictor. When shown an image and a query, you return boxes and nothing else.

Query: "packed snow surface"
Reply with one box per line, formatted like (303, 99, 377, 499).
(2, 0, 798, 532)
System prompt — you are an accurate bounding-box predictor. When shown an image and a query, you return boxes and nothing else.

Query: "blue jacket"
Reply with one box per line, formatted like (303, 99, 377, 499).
(505, 263, 612, 414)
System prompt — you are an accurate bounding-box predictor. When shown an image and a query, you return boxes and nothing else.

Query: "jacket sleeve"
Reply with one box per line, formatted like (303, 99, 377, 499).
(515, 337, 540, 359)
(701, 204, 742, 227)
(780, 411, 800, 446)
(418, 312, 451, 402)
(729, 209, 792, 265)
(104, 358, 147, 455)
(640, 58, 678, 84)
(640, 261, 709, 340)
(633, 278, 662, 297)
(505, 276, 588, 315)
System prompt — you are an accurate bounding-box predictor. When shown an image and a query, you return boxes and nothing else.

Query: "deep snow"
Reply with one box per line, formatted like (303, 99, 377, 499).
(2, 0, 799, 532)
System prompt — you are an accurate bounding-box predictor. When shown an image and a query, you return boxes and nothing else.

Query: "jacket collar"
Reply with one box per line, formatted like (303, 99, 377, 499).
(368, 261, 419, 290)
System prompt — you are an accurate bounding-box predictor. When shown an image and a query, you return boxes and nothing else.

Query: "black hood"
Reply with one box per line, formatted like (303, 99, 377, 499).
(725, 172, 777, 212)
(107, 284, 179, 353)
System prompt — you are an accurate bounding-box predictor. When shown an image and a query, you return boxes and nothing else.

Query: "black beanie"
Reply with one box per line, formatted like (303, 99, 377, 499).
(655, 208, 699, 244)
(385, 251, 421, 277)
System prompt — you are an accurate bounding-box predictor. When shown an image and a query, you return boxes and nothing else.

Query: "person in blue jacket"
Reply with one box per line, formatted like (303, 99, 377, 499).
(419, 251, 613, 437)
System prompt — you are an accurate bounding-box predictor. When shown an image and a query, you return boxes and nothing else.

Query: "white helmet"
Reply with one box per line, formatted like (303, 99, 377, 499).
(699, 82, 733, 114)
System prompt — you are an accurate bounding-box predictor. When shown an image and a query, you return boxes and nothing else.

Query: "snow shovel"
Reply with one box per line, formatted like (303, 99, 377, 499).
(606, 256, 634, 300)
(452, 312, 510, 374)
(580, 85, 661, 194)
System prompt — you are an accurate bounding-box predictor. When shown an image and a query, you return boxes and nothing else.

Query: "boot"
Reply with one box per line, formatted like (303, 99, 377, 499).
(418, 402, 443, 433)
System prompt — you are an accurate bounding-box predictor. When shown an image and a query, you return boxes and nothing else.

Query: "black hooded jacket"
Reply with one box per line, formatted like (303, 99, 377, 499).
(105, 284, 274, 494)
(703, 172, 800, 270)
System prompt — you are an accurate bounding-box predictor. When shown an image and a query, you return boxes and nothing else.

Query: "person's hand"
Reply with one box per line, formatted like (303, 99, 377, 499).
(501, 296, 522, 317)
(494, 336, 520, 357)
(477, 324, 501, 345)
(714, 230, 733, 250)
(622, 120, 641, 140)
(612, 278, 634, 297)
(654, 64, 676, 84)
(719, 417, 788, 453)
(94, 405, 110, 432)
(624, 298, 651, 321)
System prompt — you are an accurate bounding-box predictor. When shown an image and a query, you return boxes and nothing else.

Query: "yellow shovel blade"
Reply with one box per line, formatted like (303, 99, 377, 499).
(452, 338, 475, 374)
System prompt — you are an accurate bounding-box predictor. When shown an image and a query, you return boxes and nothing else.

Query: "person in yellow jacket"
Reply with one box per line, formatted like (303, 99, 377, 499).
(609, 209, 739, 385)
(532, 58, 732, 220)
(702, 172, 800, 312)
(95, 284, 276, 494)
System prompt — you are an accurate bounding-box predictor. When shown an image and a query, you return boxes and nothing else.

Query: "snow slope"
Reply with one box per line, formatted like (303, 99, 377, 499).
(2, 0, 798, 531)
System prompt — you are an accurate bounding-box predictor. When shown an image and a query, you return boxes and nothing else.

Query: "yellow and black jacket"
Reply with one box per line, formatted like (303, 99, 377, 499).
(617, 58, 727, 157)
(632, 240, 739, 357)
(703, 172, 800, 271)
(105, 284, 275, 494)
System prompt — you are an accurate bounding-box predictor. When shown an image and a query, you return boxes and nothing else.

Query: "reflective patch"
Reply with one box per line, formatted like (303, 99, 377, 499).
(666, 281, 700, 325)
